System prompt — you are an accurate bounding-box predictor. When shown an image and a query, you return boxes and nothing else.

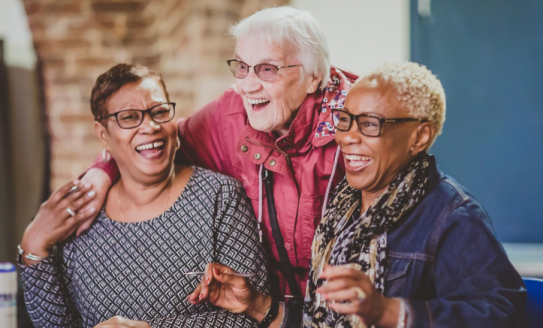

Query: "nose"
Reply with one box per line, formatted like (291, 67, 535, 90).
(241, 68, 262, 94)
(140, 112, 161, 133)
(336, 121, 363, 148)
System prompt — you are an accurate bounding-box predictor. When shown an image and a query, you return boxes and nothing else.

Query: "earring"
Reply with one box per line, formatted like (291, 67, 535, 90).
(411, 149, 416, 156)
(102, 149, 111, 162)
(176, 137, 181, 150)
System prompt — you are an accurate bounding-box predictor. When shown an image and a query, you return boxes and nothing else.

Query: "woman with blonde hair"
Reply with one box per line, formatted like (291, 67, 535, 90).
(192, 62, 526, 328)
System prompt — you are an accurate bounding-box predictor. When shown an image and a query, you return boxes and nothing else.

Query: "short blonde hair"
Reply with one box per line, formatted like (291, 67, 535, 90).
(229, 6, 330, 89)
(361, 62, 446, 148)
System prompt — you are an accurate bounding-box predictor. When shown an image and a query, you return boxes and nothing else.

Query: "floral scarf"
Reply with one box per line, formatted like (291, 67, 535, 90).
(304, 152, 432, 328)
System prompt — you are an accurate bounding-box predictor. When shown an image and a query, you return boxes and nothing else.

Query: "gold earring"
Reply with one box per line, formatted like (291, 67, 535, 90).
(411, 149, 416, 156)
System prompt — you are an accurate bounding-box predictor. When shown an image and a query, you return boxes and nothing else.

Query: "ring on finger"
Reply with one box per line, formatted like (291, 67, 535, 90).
(353, 287, 366, 301)
(66, 207, 76, 216)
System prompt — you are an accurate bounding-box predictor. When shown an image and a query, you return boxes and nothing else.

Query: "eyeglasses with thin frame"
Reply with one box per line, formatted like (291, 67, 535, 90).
(331, 109, 422, 137)
(227, 59, 302, 82)
(97, 102, 176, 129)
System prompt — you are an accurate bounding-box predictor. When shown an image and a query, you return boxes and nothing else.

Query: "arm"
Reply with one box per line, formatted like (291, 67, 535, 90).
(212, 178, 269, 294)
(19, 242, 81, 327)
(406, 201, 526, 328)
(175, 98, 232, 175)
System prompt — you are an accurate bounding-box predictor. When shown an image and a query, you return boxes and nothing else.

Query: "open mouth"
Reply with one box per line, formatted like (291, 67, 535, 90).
(345, 154, 373, 171)
(247, 98, 270, 111)
(135, 139, 165, 159)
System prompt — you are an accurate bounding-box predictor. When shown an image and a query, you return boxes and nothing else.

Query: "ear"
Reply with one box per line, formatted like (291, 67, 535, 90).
(94, 121, 110, 150)
(411, 122, 435, 154)
(306, 75, 322, 94)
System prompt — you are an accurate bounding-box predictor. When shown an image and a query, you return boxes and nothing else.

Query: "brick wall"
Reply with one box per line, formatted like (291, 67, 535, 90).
(22, 0, 288, 190)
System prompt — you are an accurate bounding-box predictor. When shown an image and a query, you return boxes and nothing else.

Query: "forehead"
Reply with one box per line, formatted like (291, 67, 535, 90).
(344, 84, 408, 118)
(235, 36, 288, 64)
(107, 81, 167, 112)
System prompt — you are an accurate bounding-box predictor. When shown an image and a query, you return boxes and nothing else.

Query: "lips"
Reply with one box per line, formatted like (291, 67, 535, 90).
(135, 139, 165, 159)
(247, 98, 270, 111)
(345, 154, 373, 172)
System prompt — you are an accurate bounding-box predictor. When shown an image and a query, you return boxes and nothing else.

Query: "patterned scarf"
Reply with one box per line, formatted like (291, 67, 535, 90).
(303, 152, 432, 328)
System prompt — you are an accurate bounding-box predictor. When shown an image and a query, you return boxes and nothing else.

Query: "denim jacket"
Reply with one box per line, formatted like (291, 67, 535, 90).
(384, 157, 526, 327)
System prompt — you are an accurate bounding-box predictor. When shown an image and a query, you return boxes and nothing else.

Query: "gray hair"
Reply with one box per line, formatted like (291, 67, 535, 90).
(229, 6, 330, 89)
(361, 62, 446, 148)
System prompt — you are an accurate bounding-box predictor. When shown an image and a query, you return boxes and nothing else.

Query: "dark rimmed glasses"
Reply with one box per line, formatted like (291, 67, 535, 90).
(227, 59, 302, 82)
(331, 109, 422, 137)
(97, 102, 176, 129)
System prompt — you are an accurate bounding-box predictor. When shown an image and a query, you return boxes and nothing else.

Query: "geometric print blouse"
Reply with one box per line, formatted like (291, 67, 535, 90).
(19, 167, 268, 328)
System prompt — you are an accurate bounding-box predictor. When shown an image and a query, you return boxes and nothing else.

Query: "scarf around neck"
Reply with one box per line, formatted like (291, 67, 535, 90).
(304, 152, 432, 328)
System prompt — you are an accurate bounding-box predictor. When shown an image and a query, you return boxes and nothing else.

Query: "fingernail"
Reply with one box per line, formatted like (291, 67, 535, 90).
(87, 191, 96, 197)
(206, 276, 210, 285)
(199, 293, 203, 301)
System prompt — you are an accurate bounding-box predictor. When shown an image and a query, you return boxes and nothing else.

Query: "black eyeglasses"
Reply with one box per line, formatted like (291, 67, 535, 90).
(227, 59, 302, 82)
(97, 102, 176, 129)
(331, 109, 421, 137)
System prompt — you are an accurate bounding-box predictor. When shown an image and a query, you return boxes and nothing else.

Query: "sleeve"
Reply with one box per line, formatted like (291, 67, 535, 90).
(212, 177, 269, 295)
(405, 200, 526, 328)
(19, 242, 82, 328)
(86, 155, 120, 184)
(175, 98, 235, 177)
(144, 177, 268, 328)
(146, 310, 257, 328)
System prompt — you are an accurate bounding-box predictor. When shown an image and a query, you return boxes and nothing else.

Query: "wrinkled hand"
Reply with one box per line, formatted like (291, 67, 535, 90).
(317, 265, 400, 328)
(187, 263, 269, 319)
(76, 168, 112, 236)
(20, 180, 97, 263)
(93, 316, 151, 328)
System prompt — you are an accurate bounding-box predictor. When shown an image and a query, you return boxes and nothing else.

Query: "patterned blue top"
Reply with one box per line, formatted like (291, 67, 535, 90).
(20, 167, 268, 328)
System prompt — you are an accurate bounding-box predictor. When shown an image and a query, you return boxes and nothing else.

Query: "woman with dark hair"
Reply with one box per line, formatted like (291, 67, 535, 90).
(18, 64, 271, 328)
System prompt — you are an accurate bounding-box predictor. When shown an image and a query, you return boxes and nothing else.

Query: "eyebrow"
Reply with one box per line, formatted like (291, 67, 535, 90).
(342, 107, 383, 117)
(234, 54, 281, 65)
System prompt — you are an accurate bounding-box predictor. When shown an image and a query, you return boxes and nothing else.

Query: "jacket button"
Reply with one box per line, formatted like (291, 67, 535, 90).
(270, 159, 276, 166)
(241, 145, 248, 152)
(284, 242, 291, 251)
(254, 153, 261, 160)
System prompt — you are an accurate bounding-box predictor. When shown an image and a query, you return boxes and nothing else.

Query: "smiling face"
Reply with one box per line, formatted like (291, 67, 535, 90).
(336, 82, 428, 194)
(234, 36, 321, 135)
(95, 79, 177, 184)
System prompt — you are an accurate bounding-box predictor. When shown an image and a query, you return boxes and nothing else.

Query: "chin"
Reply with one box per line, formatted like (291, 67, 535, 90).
(345, 173, 374, 192)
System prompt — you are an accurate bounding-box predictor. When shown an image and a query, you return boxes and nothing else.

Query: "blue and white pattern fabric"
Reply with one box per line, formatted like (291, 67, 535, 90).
(20, 167, 268, 328)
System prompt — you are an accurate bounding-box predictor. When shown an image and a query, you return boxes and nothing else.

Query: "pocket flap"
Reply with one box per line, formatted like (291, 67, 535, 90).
(386, 259, 412, 281)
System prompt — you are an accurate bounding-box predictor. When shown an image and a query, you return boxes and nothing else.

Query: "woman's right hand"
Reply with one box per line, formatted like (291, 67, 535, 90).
(20, 180, 97, 264)
(187, 263, 271, 321)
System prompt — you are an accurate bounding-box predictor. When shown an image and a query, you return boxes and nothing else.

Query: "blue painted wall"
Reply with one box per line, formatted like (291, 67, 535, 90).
(410, 0, 543, 243)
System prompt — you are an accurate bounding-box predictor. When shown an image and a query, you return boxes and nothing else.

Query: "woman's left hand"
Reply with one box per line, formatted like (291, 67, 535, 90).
(93, 316, 151, 328)
(317, 265, 400, 328)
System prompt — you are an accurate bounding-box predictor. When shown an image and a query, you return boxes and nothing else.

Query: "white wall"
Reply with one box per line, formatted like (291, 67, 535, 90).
(0, 0, 36, 69)
(291, 0, 410, 77)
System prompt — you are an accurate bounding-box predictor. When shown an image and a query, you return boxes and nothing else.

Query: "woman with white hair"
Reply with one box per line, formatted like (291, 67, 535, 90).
(83, 5, 356, 314)
(190, 62, 526, 328)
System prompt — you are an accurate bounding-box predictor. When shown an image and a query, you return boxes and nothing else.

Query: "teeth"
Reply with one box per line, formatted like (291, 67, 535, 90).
(345, 155, 371, 161)
(136, 141, 164, 151)
(247, 98, 270, 105)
